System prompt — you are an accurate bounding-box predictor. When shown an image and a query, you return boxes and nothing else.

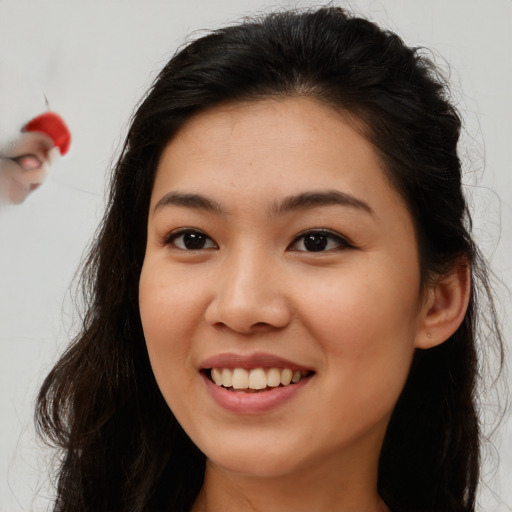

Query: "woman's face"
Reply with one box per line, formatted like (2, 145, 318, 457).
(139, 98, 427, 479)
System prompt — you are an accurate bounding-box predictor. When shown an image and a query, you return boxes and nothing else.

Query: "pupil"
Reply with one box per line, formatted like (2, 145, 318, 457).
(304, 234, 327, 251)
(183, 232, 206, 250)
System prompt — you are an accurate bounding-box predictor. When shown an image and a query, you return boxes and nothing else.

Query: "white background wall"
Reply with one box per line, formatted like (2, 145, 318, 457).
(0, 1, 510, 510)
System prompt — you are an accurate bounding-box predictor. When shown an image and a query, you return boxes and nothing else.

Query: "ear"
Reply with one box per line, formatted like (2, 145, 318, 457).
(415, 261, 471, 349)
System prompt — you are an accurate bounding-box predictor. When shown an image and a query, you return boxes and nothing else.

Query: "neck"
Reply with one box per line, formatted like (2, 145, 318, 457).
(192, 450, 389, 512)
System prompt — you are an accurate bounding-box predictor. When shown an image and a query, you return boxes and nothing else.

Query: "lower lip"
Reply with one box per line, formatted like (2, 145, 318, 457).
(202, 372, 312, 414)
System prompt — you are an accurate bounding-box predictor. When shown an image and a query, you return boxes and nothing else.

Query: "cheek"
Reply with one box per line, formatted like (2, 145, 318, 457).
(138, 261, 210, 396)
(139, 264, 217, 436)
(140, 272, 188, 361)
(298, 263, 419, 392)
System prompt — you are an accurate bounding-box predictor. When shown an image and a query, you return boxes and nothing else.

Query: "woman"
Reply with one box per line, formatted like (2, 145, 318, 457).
(36, 7, 503, 512)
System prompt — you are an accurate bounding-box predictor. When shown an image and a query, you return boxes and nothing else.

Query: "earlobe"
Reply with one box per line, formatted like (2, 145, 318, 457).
(415, 262, 471, 349)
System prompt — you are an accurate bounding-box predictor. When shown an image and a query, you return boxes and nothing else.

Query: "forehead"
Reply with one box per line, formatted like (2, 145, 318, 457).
(152, 97, 398, 202)
(166, 97, 371, 161)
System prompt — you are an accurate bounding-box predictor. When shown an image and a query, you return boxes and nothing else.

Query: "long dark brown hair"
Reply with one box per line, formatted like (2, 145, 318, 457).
(36, 7, 503, 512)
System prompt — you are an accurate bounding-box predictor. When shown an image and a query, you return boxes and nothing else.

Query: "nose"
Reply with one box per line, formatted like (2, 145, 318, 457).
(204, 247, 292, 334)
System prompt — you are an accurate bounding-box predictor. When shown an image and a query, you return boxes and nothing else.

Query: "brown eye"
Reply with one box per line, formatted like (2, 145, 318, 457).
(166, 229, 218, 250)
(288, 230, 353, 252)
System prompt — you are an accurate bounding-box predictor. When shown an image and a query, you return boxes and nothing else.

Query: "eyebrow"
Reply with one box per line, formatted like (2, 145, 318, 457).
(153, 189, 373, 217)
(154, 192, 223, 214)
(271, 190, 374, 217)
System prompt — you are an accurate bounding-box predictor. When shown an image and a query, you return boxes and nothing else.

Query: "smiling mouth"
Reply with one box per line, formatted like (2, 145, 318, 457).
(205, 367, 314, 393)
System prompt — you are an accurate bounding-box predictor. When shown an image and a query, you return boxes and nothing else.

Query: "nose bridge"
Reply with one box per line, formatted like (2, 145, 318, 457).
(206, 239, 291, 332)
(226, 242, 269, 302)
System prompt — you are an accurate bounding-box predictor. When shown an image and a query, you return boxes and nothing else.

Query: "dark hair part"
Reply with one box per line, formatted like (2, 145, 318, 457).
(36, 7, 503, 512)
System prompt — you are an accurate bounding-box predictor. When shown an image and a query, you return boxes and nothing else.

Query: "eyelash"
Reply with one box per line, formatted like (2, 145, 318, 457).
(163, 228, 355, 253)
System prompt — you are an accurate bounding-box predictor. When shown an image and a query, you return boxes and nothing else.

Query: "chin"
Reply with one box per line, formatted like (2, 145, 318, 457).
(199, 434, 312, 478)
(209, 453, 299, 478)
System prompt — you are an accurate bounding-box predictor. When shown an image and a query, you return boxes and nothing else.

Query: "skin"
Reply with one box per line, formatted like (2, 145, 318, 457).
(0, 132, 56, 204)
(139, 97, 464, 512)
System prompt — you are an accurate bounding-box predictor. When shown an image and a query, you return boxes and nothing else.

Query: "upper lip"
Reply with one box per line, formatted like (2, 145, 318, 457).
(199, 352, 313, 371)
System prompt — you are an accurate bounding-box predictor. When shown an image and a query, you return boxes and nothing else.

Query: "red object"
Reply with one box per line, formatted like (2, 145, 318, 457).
(23, 111, 71, 155)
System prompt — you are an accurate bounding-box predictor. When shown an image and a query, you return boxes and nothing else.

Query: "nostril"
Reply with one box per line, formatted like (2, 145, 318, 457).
(252, 321, 277, 331)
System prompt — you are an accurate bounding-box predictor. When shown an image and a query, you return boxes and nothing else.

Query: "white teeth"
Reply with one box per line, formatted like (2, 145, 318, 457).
(280, 368, 292, 386)
(221, 368, 232, 387)
(211, 368, 222, 385)
(210, 367, 310, 390)
(267, 368, 281, 387)
(248, 368, 267, 390)
(232, 368, 249, 389)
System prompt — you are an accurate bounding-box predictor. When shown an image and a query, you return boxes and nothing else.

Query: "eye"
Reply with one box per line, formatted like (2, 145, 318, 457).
(288, 229, 354, 252)
(164, 229, 218, 250)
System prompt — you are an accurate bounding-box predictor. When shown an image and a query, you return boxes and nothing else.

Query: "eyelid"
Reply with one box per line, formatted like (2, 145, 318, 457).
(287, 228, 355, 252)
